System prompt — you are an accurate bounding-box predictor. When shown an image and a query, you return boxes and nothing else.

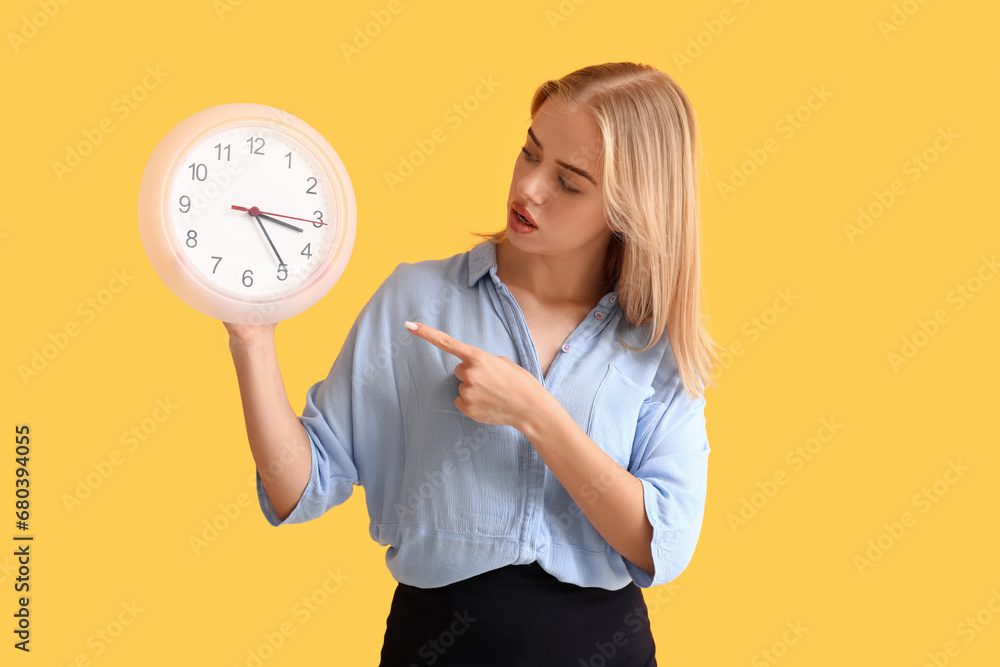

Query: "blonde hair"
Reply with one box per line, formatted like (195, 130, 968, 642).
(472, 61, 719, 399)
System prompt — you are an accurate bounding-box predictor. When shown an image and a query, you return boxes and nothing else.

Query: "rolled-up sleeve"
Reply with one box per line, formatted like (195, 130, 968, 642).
(255, 372, 360, 526)
(618, 389, 710, 587)
(255, 268, 400, 527)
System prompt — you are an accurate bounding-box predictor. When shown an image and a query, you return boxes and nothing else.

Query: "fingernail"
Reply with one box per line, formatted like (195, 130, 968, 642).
(404, 321, 418, 331)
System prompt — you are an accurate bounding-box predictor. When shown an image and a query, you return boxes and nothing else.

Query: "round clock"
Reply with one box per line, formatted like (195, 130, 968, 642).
(137, 103, 356, 324)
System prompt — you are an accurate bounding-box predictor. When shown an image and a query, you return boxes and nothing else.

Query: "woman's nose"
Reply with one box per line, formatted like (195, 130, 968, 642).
(517, 170, 550, 207)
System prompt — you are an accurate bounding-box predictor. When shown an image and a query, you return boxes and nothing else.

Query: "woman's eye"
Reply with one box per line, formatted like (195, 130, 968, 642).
(520, 146, 578, 194)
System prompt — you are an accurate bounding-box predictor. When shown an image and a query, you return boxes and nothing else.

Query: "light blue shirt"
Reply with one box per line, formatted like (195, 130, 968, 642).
(256, 240, 710, 590)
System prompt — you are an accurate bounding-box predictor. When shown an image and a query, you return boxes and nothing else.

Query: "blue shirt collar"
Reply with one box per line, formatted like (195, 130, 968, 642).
(467, 240, 496, 287)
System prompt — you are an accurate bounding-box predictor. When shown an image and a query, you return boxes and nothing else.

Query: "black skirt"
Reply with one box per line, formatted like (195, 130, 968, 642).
(379, 561, 657, 666)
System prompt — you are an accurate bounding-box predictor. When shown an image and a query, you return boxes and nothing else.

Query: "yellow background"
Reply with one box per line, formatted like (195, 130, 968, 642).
(3, 0, 999, 664)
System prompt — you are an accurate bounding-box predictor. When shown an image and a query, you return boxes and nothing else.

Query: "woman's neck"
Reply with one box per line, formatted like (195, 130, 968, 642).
(494, 238, 611, 308)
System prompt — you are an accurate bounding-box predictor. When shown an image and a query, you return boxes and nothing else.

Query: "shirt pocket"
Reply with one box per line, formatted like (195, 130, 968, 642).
(586, 363, 652, 470)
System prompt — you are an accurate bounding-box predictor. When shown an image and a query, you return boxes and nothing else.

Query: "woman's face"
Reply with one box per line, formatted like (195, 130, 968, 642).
(505, 96, 613, 257)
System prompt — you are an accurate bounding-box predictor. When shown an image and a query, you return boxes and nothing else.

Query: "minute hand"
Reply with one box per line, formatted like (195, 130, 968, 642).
(253, 215, 285, 267)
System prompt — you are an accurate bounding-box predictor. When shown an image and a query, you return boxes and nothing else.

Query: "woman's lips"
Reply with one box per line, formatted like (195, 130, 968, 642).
(511, 202, 536, 227)
(509, 206, 537, 233)
(512, 208, 534, 227)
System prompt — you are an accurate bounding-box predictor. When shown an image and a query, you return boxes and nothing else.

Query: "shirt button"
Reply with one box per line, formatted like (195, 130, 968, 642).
(609, 294, 617, 304)
(561, 343, 571, 353)
(594, 311, 604, 320)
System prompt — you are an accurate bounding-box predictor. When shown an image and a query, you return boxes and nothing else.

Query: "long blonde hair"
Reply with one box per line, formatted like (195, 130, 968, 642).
(473, 61, 718, 399)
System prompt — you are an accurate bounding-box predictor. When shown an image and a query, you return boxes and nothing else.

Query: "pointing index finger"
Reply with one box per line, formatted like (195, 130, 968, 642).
(404, 321, 477, 361)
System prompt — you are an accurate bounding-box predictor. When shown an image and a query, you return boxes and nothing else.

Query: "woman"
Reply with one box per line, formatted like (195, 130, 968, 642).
(225, 61, 716, 666)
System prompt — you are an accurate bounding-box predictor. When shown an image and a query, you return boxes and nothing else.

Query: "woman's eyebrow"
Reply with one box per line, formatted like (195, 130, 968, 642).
(527, 127, 597, 186)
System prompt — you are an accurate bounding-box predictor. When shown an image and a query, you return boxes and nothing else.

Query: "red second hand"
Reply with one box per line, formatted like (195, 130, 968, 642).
(231, 205, 327, 226)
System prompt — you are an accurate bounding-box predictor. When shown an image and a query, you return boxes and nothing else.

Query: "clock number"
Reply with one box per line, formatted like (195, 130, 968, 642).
(188, 163, 207, 181)
(214, 143, 231, 161)
(246, 137, 265, 155)
(285, 152, 292, 169)
(186, 230, 198, 248)
(305, 177, 318, 195)
(210, 256, 222, 273)
(179, 195, 191, 213)
(242, 269, 254, 287)
(277, 263, 288, 281)
(301, 243, 312, 258)
(313, 211, 324, 228)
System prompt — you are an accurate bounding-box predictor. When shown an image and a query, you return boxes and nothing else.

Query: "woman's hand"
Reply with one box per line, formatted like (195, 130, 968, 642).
(404, 320, 548, 431)
(223, 321, 277, 349)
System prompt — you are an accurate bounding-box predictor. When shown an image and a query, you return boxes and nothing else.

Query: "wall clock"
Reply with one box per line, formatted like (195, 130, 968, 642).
(137, 103, 356, 324)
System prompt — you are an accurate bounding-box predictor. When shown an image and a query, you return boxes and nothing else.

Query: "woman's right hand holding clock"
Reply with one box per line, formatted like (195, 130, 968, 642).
(223, 320, 277, 349)
(222, 316, 313, 524)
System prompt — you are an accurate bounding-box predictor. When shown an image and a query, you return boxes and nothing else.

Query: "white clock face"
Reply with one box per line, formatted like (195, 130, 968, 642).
(166, 124, 339, 300)
(139, 103, 356, 324)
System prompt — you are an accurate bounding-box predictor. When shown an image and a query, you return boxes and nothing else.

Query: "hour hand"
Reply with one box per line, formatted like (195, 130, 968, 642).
(257, 212, 303, 233)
